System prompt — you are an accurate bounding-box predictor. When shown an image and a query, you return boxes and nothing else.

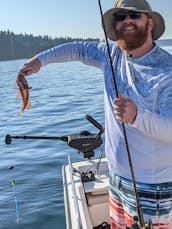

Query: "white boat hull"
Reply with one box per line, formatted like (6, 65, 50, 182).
(62, 157, 110, 229)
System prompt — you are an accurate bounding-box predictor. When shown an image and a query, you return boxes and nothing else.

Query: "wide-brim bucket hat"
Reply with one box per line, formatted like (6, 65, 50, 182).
(103, 0, 165, 41)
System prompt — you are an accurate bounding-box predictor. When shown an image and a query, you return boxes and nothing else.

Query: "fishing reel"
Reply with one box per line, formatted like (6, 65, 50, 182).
(5, 115, 104, 159)
(126, 216, 153, 229)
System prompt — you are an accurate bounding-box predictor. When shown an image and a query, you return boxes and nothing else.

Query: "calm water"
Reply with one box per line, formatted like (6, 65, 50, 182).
(0, 59, 104, 229)
(0, 46, 171, 229)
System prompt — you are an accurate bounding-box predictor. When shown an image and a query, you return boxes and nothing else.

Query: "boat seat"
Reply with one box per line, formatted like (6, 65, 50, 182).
(86, 192, 109, 206)
(77, 162, 110, 227)
(85, 174, 109, 206)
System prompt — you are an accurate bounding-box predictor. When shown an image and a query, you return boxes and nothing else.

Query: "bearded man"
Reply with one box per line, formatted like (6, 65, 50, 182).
(18, 0, 172, 228)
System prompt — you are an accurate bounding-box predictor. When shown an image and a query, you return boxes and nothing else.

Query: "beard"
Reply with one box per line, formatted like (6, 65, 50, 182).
(115, 20, 149, 51)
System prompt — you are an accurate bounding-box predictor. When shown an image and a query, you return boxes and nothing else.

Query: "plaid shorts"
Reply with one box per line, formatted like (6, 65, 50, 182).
(109, 171, 172, 229)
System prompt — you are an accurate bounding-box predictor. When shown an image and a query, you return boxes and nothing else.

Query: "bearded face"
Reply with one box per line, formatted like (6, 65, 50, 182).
(115, 18, 150, 51)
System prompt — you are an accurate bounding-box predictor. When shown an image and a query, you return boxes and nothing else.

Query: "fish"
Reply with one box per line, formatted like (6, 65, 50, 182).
(16, 73, 32, 116)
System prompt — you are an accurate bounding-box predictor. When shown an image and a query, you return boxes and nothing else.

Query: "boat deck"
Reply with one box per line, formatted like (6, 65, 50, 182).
(63, 157, 110, 229)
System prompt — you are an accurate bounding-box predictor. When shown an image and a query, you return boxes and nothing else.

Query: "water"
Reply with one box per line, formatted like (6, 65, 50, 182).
(0, 59, 104, 229)
(0, 45, 171, 229)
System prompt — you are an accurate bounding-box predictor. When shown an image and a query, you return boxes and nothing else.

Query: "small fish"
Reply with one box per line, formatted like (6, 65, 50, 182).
(16, 73, 32, 116)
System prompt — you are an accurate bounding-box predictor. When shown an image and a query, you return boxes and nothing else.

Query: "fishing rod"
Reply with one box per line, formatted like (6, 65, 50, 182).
(97, 1, 152, 228)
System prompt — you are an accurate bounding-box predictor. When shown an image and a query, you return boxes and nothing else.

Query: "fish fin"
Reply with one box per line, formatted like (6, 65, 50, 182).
(16, 91, 21, 99)
(26, 100, 31, 109)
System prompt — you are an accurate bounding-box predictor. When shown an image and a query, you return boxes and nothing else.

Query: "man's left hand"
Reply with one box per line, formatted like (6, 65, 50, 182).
(113, 94, 138, 124)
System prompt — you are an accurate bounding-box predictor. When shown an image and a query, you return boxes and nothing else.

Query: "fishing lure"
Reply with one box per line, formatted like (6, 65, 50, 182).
(11, 179, 19, 224)
(16, 73, 32, 116)
(8, 165, 14, 170)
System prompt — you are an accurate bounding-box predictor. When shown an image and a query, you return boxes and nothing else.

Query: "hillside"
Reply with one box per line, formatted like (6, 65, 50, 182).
(0, 30, 100, 61)
(0, 30, 171, 61)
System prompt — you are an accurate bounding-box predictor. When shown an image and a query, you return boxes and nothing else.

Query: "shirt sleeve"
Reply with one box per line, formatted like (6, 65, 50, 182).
(36, 41, 107, 70)
(131, 107, 172, 142)
(131, 69, 172, 142)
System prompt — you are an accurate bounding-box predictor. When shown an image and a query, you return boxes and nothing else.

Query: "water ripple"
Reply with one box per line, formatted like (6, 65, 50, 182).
(0, 59, 104, 229)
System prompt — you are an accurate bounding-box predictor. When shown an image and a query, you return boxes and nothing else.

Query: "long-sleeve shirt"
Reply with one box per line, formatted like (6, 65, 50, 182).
(37, 41, 172, 184)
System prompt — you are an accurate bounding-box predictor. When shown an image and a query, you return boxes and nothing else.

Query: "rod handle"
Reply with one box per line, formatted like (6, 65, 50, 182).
(85, 115, 104, 134)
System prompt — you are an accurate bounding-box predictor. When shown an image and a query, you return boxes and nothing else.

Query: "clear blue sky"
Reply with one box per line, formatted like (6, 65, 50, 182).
(0, 0, 172, 40)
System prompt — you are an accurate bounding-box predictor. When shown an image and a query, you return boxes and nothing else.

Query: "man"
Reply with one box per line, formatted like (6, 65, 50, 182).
(19, 0, 172, 228)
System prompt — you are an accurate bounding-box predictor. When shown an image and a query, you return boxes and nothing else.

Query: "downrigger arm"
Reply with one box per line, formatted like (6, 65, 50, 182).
(5, 115, 104, 159)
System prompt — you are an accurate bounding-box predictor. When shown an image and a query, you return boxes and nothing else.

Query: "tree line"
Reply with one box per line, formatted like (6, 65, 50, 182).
(0, 30, 100, 61)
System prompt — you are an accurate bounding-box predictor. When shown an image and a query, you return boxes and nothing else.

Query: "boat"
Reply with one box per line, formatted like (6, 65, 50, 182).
(62, 156, 110, 229)
(5, 115, 110, 229)
(5, 115, 148, 229)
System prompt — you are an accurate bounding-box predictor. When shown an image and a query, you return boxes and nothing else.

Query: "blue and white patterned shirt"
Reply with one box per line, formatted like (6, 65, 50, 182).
(37, 42, 172, 184)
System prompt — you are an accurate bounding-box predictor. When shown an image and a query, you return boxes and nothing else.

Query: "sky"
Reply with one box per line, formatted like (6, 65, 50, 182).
(0, 0, 172, 40)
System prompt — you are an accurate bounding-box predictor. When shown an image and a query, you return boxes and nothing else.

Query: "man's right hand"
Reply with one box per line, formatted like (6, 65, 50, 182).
(19, 57, 42, 76)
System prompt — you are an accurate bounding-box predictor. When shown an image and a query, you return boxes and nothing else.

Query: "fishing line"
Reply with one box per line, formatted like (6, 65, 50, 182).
(8, 0, 15, 60)
(7, 0, 19, 223)
(97, 0, 145, 227)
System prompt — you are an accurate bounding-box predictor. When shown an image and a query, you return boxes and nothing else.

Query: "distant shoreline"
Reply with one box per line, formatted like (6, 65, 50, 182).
(0, 30, 172, 61)
(0, 30, 100, 61)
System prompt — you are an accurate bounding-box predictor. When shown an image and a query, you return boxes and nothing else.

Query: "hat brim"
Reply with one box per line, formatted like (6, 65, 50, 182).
(103, 7, 165, 41)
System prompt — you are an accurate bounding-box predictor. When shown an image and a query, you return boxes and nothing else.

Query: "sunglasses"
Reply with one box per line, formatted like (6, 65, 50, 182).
(114, 11, 142, 22)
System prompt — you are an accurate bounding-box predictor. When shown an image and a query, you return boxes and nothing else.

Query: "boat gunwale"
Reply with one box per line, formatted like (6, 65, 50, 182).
(62, 163, 72, 229)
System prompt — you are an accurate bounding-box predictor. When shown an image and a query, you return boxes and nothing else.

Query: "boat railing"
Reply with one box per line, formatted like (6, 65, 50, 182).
(68, 154, 83, 229)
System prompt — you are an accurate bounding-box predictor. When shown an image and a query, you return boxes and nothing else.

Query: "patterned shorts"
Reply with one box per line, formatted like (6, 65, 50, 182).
(109, 171, 172, 229)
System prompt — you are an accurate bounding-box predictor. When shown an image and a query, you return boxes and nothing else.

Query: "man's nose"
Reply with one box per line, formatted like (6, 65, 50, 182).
(124, 14, 133, 21)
